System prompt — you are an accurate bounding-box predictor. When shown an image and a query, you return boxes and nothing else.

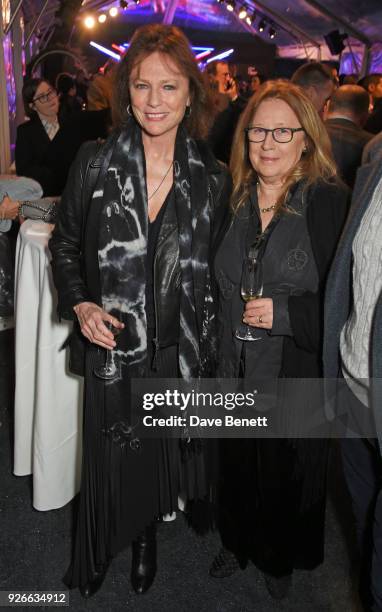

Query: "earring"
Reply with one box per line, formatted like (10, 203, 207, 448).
(127, 104, 132, 116)
(184, 105, 191, 118)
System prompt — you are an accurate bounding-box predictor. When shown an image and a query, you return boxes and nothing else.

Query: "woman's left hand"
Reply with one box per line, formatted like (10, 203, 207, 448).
(0, 195, 19, 220)
(243, 297, 273, 330)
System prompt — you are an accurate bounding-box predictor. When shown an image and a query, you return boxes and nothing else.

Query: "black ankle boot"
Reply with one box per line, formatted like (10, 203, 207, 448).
(209, 547, 241, 578)
(79, 567, 107, 599)
(131, 523, 157, 594)
(263, 571, 292, 600)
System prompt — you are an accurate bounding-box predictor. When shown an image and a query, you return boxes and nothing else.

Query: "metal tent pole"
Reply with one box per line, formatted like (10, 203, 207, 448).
(0, 0, 11, 171)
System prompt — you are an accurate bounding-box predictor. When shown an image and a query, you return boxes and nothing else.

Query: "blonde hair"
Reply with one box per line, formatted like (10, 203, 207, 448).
(230, 79, 337, 212)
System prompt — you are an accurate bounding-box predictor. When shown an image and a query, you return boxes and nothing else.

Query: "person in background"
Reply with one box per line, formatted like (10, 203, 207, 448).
(210, 80, 349, 600)
(340, 74, 358, 86)
(15, 78, 110, 196)
(248, 71, 265, 96)
(362, 131, 382, 164)
(325, 85, 373, 188)
(0, 176, 43, 331)
(205, 60, 239, 113)
(49, 24, 231, 599)
(86, 61, 116, 111)
(55, 72, 83, 118)
(291, 61, 336, 116)
(324, 151, 382, 612)
(358, 73, 382, 134)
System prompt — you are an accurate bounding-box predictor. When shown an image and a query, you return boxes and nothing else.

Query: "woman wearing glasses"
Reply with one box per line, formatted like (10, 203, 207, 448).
(15, 79, 110, 196)
(211, 80, 349, 598)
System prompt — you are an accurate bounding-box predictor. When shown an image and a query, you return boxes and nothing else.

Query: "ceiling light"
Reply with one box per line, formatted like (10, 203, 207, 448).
(258, 19, 266, 32)
(226, 0, 235, 12)
(245, 10, 256, 25)
(269, 26, 276, 39)
(84, 15, 96, 28)
(109, 7, 119, 17)
(98, 13, 107, 23)
(238, 6, 247, 19)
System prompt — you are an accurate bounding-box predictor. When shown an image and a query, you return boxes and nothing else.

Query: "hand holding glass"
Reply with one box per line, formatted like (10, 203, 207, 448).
(93, 306, 124, 380)
(235, 257, 263, 341)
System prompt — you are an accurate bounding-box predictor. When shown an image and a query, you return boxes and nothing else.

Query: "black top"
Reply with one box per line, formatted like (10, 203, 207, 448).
(214, 178, 350, 379)
(15, 110, 110, 196)
(145, 188, 173, 330)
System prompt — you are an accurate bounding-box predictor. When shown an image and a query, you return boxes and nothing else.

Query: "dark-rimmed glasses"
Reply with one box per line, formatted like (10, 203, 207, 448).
(245, 126, 305, 143)
(32, 89, 57, 104)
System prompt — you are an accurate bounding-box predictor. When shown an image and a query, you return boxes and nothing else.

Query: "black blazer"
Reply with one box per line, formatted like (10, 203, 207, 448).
(325, 117, 373, 188)
(15, 110, 111, 196)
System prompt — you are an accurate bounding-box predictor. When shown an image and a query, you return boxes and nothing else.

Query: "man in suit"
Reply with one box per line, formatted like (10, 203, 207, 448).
(324, 154, 382, 611)
(325, 85, 373, 188)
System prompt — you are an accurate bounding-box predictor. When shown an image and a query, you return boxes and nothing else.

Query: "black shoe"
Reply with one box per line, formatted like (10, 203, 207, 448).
(209, 547, 240, 578)
(79, 568, 107, 599)
(263, 572, 292, 600)
(131, 523, 157, 594)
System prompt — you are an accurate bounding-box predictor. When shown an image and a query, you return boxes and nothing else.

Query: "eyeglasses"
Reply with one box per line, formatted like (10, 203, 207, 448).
(245, 126, 305, 143)
(32, 89, 57, 104)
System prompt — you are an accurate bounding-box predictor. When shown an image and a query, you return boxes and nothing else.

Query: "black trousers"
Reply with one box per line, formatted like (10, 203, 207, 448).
(339, 382, 382, 612)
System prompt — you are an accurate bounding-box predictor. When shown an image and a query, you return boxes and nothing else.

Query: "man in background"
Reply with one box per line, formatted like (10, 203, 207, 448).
(291, 62, 336, 116)
(325, 85, 372, 188)
(358, 73, 382, 134)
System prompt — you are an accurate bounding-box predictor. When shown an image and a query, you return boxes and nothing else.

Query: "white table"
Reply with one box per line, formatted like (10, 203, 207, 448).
(13, 220, 83, 511)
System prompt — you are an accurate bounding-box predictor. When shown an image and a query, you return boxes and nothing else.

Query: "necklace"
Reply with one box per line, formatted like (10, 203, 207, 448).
(256, 182, 278, 214)
(260, 204, 277, 213)
(147, 161, 173, 201)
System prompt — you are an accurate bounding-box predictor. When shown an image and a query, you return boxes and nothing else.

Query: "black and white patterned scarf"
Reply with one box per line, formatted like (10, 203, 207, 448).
(95, 118, 215, 385)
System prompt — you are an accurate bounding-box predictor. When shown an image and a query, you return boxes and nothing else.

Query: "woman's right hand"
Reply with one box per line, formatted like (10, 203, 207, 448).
(0, 195, 19, 220)
(73, 301, 124, 349)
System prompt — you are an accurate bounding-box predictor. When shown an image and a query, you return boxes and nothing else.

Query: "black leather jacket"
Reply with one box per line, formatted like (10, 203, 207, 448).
(49, 137, 232, 372)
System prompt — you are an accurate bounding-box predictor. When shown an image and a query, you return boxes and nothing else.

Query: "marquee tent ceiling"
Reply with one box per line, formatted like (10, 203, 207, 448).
(14, 0, 382, 66)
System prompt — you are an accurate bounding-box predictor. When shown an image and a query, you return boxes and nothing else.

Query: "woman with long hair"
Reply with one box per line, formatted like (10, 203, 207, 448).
(50, 24, 231, 598)
(210, 80, 349, 598)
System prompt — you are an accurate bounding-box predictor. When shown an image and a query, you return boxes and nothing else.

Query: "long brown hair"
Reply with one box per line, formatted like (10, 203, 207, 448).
(113, 24, 212, 139)
(230, 79, 337, 212)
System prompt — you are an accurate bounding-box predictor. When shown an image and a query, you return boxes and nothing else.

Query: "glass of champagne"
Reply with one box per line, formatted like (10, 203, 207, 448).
(235, 257, 263, 341)
(93, 304, 123, 380)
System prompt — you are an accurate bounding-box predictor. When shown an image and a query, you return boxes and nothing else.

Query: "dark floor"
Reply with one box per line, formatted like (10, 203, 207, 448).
(0, 329, 362, 612)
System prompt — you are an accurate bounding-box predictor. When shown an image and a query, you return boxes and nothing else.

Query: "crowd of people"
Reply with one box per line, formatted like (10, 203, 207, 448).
(2, 22, 382, 611)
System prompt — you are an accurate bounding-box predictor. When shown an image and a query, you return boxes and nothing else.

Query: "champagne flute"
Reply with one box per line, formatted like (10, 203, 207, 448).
(93, 303, 123, 380)
(235, 257, 263, 341)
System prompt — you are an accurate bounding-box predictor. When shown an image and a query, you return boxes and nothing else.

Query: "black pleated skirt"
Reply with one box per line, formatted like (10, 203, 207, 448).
(64, 335, 209, 589)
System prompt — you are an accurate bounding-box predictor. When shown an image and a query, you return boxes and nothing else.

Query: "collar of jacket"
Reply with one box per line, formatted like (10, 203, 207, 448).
(89, 127, 225, 175)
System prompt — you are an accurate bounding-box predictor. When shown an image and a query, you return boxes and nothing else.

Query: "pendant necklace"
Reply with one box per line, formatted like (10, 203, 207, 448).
(148, 161, 174, 201)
